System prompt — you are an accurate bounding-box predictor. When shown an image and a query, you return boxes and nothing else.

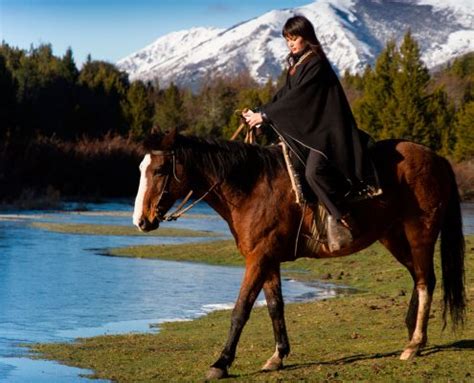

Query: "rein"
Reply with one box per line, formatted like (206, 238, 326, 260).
(232, 109, 256, 143)
(154, 117, 253, 222)
(151, 150, 219, 222)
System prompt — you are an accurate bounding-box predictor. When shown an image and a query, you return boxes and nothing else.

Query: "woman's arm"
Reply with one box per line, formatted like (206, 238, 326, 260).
(244, 57, 324, 129)
(242, 110, 264, 128)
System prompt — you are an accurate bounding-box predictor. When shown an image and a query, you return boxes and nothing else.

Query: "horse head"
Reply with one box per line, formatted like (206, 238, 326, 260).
(133, 128, 187, 232)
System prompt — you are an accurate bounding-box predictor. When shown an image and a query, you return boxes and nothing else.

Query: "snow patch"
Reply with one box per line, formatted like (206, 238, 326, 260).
(117, 0, 474, 89)
(422, 30, 474, 67)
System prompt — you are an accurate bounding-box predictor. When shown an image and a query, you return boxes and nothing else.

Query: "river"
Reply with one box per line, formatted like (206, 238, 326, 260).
(0, 201, 336, 382)
(0, 201, 472, 382)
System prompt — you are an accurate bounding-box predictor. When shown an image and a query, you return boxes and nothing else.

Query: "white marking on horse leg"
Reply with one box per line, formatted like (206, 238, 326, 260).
(401, 285, 431, 360)
(133, 154, 152, 228)
(261, 344, 284, 371)
(412, 286, 431, 345)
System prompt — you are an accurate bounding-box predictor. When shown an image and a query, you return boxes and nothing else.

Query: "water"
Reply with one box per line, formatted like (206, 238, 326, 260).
(462, 202, 474, 235)
(0, 201, 338, 383)
(0, 201, 472, 383)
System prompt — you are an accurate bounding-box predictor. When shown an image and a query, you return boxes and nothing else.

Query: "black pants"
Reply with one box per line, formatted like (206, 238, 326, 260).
(304, 150, 350, 220)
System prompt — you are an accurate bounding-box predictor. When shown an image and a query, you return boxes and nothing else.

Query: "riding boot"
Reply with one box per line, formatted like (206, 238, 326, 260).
(327, 213, 359, 252)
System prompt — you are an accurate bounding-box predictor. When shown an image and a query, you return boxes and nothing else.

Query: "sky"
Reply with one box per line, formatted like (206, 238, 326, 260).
(0, 0, 311, 67)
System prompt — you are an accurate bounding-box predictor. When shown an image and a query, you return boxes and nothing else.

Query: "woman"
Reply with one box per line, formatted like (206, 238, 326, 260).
(243, 15, 379, 251)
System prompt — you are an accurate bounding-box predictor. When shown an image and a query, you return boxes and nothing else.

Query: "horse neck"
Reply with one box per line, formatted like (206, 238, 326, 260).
(185, 167, 236, 224)
(177, 138, 285, 228)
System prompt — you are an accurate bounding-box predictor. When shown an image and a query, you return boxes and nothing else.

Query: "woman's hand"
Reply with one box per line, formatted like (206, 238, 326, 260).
(243, 110, 263, 128)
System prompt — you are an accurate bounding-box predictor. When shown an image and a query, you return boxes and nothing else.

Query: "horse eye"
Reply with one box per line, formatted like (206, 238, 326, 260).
(153, 167, 165, 176)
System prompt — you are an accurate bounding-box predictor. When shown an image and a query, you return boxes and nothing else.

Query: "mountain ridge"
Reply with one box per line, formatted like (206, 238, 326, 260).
(117, 0, 474, 89)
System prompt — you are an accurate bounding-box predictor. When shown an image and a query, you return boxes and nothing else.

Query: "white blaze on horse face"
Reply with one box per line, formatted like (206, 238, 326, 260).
(133, 154, 152, 228)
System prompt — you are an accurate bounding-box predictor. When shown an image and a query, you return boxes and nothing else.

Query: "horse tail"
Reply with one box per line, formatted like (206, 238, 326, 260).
(440, 159, 466, 330)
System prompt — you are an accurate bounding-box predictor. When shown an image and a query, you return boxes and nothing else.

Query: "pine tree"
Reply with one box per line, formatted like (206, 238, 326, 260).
(12, 44, 65, 138)
(77, 60, 130, 137)
(425, 87, 455, 155)
(154, 83, 186, 132)
(453, 100, 474, 161)
(351, 32, 459, 152)
(193, 78, 237, 137)
(79, 60, 128, 96)
(392, 31, 431, 144)
(353, 40, 399, 139)
(125, 80, 154, 139)
(61, 47, 79, 83)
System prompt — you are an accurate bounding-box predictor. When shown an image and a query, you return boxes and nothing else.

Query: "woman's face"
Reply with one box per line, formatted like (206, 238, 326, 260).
(285, 35, 307, 55)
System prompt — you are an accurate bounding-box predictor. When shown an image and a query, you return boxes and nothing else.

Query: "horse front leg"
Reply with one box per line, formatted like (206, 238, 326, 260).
(261, 265, 290, 372)
(206, 259, 265, 379)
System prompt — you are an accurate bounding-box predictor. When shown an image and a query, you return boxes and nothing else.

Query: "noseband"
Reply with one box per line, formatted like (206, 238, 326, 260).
(151, 150, 218, 222)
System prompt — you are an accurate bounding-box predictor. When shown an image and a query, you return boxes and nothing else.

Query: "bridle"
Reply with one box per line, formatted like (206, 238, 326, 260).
(151, 150, 219, 222)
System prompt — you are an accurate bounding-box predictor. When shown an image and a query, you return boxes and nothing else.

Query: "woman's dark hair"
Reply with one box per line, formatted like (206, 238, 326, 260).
(282, 15, 327, 64)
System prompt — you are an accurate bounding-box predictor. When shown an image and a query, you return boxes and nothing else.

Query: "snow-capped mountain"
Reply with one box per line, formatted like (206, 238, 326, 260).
(117, 0, 474, 89)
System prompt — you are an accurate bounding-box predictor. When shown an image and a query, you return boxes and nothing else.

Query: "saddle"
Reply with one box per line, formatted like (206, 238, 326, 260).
(280, 142, 382, 253)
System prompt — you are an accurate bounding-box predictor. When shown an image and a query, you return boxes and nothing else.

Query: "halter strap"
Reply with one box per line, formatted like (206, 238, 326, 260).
(151, 150, 174, 156)
(151, 150, 219, 222)
(161, 182, 219, 221)
(151, 150, 181, 182)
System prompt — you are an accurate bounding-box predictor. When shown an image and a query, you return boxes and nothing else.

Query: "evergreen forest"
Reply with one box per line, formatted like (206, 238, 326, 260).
(0, 31, 473, 203)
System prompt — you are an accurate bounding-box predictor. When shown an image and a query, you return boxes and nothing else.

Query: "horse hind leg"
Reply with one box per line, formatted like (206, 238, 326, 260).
(400, 237, 436, 360)
(380, 224, 436, 360)
(401, 279, 434, 360)
(405, 287, 418, 341)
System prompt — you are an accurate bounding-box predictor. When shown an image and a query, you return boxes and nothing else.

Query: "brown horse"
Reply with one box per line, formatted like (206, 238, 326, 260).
(132, 129, 466, 379)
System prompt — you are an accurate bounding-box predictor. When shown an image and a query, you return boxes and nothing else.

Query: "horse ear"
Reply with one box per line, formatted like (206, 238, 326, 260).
(143, 126, 164, 151)
(161, 127, 178, 150)
(150, 125, 162, 135)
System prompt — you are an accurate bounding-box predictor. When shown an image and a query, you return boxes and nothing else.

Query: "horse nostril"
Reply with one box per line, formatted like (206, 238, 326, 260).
(138, 218, 146, 229)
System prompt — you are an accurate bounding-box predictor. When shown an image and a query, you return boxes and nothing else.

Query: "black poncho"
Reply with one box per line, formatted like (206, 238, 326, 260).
(261, 52, 377, 188)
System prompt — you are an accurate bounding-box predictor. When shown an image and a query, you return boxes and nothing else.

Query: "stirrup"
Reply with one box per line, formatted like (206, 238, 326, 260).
(327, 215, 353, 252)
(339, 213, 359, 237)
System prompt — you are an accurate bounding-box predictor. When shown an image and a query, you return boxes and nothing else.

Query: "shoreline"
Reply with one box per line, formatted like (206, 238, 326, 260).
(30, 236, 474, 382)
(1, 198, 474, 213)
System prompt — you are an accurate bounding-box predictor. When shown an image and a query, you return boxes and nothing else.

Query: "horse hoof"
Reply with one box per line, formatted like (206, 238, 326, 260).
(205, 367, 228, 380)
(400, 346, 419, 360)
(261, 357, 283, 372)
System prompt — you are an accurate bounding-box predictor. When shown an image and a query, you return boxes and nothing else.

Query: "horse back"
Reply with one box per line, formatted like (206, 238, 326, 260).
(371, 139, 454, 223)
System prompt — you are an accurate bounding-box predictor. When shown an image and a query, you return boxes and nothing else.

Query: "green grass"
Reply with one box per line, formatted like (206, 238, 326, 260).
(31, 222, 220, 237)
(31, 236, 474, 382)
(107, 240, 242, 265)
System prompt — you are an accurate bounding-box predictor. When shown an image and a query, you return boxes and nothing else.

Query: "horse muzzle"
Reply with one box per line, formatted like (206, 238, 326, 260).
(136, 217, 160, 232)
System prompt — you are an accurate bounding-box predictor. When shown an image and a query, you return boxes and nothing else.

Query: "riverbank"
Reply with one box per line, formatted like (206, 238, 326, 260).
(32, 236, 474, 382)
(0, 135, 473, 206)
(31, 222, 219, 238)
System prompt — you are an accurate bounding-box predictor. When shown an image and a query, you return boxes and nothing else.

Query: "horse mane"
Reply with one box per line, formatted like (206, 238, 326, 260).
(175, 135, 286, 193)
